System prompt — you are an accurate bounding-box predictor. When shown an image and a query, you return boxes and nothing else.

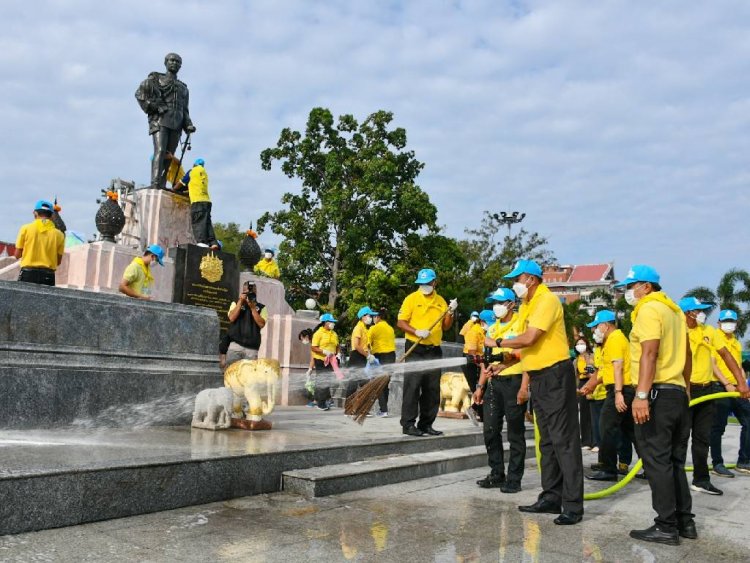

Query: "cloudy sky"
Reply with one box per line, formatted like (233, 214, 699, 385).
(2, 0, 748, 300)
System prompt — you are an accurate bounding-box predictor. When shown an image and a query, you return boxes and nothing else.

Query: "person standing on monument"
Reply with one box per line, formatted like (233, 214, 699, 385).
(135, 52, 196, 190)
(226, 281, 268, 365)
(178, 158, 219, 250)
(118, 244, 165, 300)
(254, 249, 281, 279)
(396, 268, 458, 437)
(14, 200, 65, 286)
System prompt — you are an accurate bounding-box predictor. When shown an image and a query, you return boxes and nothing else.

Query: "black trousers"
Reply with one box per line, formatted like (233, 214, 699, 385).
(191, 201, 217, 246)
(400, 344, 442, 430)
(462, 355, 483, 419)
(313, 359, 333, 405)
(483, 375, 526, 484)
(690, 385, 715, 484)
(530, 360, 584, 515)
(634, 387, 693, 532)
(18, 267, 55, 286)
(151, 126, 181, 188)
(710, 382, 750, 465)
(577, 378, 593, 447)
(374, 351, 396, 412)
(598, 387, 636, 474)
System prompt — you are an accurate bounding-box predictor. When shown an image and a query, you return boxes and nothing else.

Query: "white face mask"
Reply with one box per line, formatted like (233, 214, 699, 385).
(624, 288, 639, 306)
(419, 284, 434, 295)
(493, 304, 509, 319)
(264, 252, 273, 259)
(695, 312, 707, 325)
(512, 282, 528, 299)
(720, 322, 737, 334)
(301, 339, 310, 345)
(362, 316, 372, 325)
(593, 329, 604, 344)
(575, 344, 587, 353)
(325, 322, 335, 331)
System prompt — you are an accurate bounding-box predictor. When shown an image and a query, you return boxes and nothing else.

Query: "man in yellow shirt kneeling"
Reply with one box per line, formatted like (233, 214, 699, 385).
(119, 244, 165, 300)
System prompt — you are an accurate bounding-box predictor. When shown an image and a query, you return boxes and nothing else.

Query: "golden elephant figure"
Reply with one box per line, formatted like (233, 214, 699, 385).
(224, 358, 281, 427)
(440, 371, 471, 413)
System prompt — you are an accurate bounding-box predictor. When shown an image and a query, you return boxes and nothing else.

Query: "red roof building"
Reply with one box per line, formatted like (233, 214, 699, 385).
(543, 263, 615, 312)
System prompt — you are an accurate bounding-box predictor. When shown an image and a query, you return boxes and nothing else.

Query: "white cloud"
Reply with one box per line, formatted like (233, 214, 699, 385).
(2, 0, 749, 300)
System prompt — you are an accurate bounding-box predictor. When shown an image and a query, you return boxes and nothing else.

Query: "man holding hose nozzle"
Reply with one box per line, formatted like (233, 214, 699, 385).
(397, 268, 457, 437)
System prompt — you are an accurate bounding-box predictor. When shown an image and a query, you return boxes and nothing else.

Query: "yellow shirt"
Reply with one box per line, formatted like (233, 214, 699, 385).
(713, 329, 742, 385)
(227, 301, 269, 321)
(15, 219, 65, 270)
(460, 319, 478, 353)
(688, 324, 716, 385)
(369, 320, 396, 354)
(122, 257, 153, 297)
(312, 327, 339, 361)
(187, 165, 210, 203)
(351, 321, 370, 354)
(599, 329, 631, 387)
(576, 353, 594, 379)
(629, 294, 687, 387)
(254, 258, 281, 279)
(516, 284, 570, 372)
(591, 346, 607, 400)
(398, 290, 448, 347)
(491, 313, 523, 376)
(464, 323, 485, 355)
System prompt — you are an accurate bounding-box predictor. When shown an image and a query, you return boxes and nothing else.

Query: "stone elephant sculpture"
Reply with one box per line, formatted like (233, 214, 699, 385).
(224, 358, 281, 430)
(440, 371, 471, 413)
(192, 387, 234, 430)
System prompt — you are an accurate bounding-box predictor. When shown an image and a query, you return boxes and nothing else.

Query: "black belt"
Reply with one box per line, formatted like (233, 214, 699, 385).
(527, 359, 569, 377)
(690, 382, 713, 389)
(20, 267, 54, 273)
(652, 384, 685, 393)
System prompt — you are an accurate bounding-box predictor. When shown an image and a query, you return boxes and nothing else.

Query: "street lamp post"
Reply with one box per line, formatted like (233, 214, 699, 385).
(492, 211, 526, 238)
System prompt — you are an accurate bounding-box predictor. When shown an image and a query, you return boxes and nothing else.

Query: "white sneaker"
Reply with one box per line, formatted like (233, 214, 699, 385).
(376, 411, 389, 418)
(582, 446, 592, 451)
(591, 446, 600, 453)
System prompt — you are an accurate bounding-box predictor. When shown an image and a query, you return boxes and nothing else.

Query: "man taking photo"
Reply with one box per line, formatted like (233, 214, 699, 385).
(226, 281, 267, 365)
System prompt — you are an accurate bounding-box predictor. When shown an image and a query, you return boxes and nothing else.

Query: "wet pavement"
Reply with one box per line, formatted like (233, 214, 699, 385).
(2, 433, 749, 562)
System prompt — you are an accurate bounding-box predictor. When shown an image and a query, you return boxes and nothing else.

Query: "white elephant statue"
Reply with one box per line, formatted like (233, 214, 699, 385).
(223, 358, 281, 430)
(440, 371, 471, 413)
(192, 387, 234, 430)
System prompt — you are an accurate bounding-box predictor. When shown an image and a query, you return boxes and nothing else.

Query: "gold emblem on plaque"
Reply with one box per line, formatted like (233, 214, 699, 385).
(199, 253, 224, 283)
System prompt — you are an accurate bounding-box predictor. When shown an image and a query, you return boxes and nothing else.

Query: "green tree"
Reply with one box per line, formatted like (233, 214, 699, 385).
(213, 222, 245, 256)
(258, 107, 437, 314)
(684, 268, 750, 336)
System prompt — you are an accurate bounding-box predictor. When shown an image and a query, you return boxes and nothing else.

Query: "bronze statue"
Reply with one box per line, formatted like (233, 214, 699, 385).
(135, 53, 196, 189)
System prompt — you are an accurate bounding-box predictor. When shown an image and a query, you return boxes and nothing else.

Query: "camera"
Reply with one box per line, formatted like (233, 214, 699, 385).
(242, 282, 257, 302)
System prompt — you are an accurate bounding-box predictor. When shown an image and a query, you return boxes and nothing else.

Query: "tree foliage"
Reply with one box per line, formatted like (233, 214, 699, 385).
(258, 108, 437, 317)
(213, 222, 245, 257)
(684, 268, 750, 336)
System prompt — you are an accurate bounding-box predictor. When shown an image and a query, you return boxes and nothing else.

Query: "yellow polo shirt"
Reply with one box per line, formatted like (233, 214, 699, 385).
(576, 354, 593, 380)
(461, 319, 478, 353)
(464, 322, 485, 355)
(187, 165, 210, 203)
(312, 326, 339, 361)
(398, 290, 448, 347)
(629, 297, 687, 387)
(15, 219, 65, 270)
(369, 320, 396, 354)
(713, 329, 742, 385)
(351, 321, 370, 354)
(122, 258, 153, 297)
(599, 329, 631, 387)
(517, 284, 570, 372)
(688, 324, 716, 385)
(491, 313, 523, 376)
(591, 346, 607, 400)
(254, 258, 281, 279)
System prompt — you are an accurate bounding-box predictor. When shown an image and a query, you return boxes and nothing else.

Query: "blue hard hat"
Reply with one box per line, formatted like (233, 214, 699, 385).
(587, 309, 616, 328)
(485, 287, 516, 303)
(357, 306, 377, 319)
(194, 158, 205, 167)
(614, 264, 660, 288)
(678, 297, 712, 313)
(470, 311, 479, 318)
(34, 199, 54, 213)
(146, 244, 165, 266)
(414, 268, 437, 284)
(504, 259, 543, 279)
(320, 313, 337, 323)
(479, 310, 496, 325)
(719, 309, 738, 321)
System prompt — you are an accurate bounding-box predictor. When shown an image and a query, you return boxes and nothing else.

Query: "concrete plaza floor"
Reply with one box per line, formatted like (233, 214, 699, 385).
(2, 426, 748, 562)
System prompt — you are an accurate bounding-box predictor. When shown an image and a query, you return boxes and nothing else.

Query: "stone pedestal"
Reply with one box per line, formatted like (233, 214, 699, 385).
(120, 187, 194, 250)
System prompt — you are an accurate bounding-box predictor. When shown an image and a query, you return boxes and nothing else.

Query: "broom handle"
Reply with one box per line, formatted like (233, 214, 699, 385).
(397, 306, 452, 363)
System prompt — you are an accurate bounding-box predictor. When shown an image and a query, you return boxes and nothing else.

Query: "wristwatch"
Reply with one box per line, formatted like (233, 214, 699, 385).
(615, 389, 623, 394)
(636, 391, 648, 400)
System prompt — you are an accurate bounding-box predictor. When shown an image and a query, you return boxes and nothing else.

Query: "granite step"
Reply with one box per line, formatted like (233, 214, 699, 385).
(282, 443, 535, 498)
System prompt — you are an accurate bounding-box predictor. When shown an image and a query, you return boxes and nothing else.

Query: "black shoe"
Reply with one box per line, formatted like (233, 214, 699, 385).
(635, 472, 648, 480)
(554, 512, 582, 525)
(586, 471, 618, 482)
(590, 462, 605, 471)
(402, 426, 425, 437)
(518, 499, 561, 514)
(678, 520, 697, 540)
(476, 474, 505, 488)
(501, 482, 521, 494)
(629, 525, 679, 546)
(419, 426, 443, 436)
(691, 481, 723, 495)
